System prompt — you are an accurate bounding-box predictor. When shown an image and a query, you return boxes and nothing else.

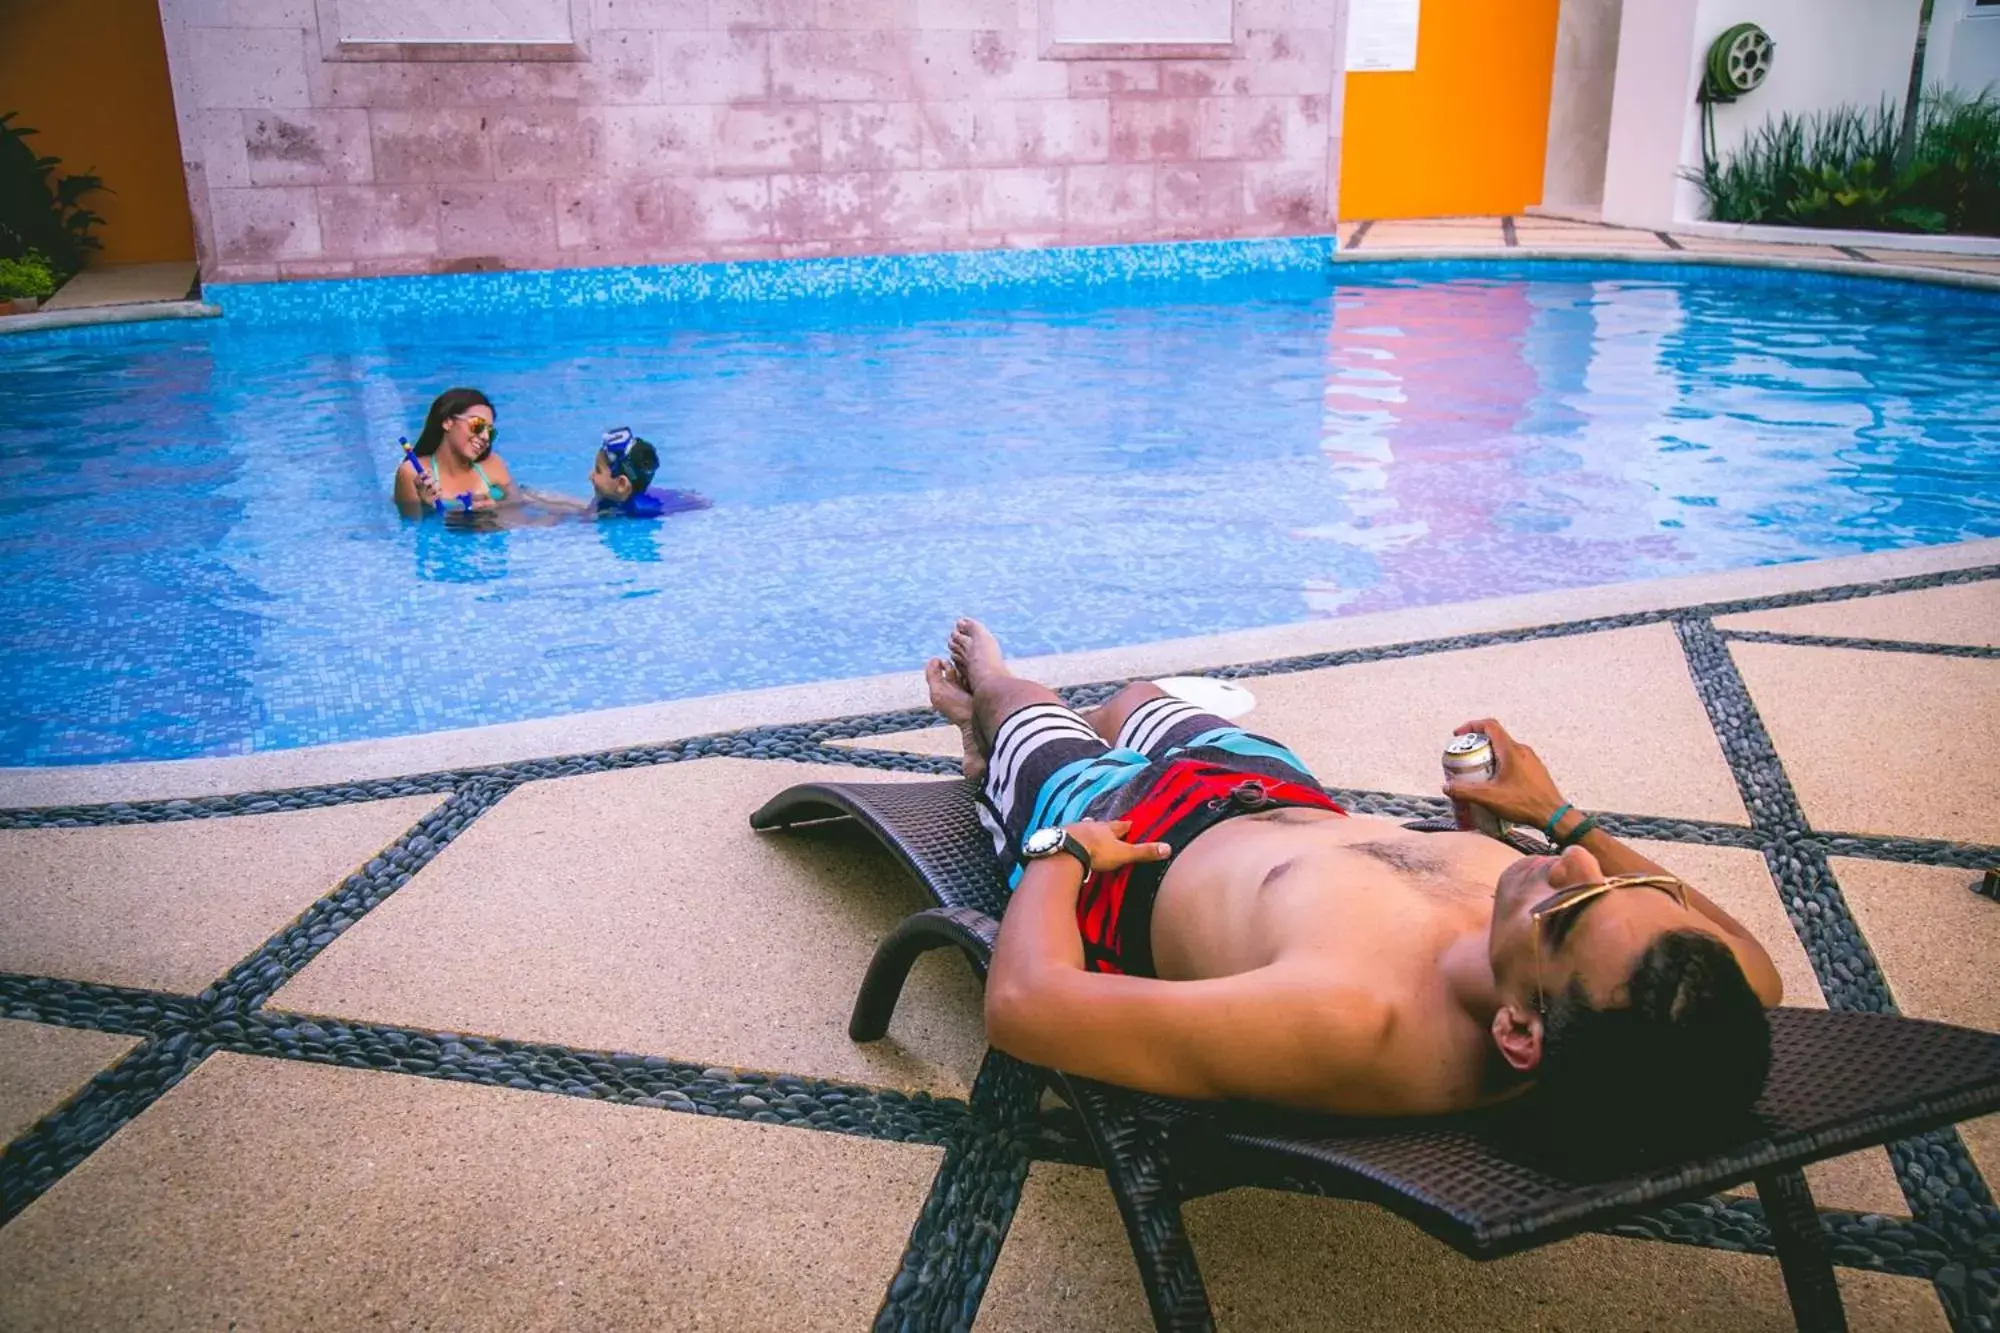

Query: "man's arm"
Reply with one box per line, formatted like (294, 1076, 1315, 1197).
(1447, 718, 1786, 1006)
(984, 826, 1402, 1110)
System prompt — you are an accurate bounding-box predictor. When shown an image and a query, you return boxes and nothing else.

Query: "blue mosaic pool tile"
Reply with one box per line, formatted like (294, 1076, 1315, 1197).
(204, 238, 1338, 325)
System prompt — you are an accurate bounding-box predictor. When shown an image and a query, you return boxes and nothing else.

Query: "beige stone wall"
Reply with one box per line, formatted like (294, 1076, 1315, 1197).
(156, 0, 1346, 283)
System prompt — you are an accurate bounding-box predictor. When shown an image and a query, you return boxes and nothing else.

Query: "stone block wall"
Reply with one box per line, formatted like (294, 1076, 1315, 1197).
(155, 0, 1346, 282)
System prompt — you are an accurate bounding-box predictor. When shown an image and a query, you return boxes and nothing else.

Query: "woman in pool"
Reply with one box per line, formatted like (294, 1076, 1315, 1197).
(393, 387, 514, 517)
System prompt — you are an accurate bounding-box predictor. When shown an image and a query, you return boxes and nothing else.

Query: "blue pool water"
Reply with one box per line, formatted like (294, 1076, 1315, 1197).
(3, 259, 1997, 766)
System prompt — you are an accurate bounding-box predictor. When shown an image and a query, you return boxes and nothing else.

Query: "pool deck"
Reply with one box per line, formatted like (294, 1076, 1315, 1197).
(1337, 214, 2000, 288)
(1, 538, 1997, 1330)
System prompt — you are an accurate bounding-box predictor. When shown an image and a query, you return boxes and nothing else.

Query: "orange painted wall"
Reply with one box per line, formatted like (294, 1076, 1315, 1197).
(1338, 0, 1561, 220)
(0, 0, 194, 264)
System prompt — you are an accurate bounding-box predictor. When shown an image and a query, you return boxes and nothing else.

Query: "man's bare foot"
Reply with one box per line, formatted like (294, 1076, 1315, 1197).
(948, 617, 1009, 694)
(926, 655, 987, 783)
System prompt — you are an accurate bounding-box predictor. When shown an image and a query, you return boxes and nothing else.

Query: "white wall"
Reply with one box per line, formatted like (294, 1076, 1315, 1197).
(1600, 0, 1702, 228)
(1602, 0, 2000, 229)
(1672, 0, 1926, 221)
(1927, 1, 2000, 96)
(1542, 0, 1624, 209)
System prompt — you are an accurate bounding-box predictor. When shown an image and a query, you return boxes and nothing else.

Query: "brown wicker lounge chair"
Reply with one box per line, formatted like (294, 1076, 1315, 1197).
(751, 776, 2000, 1333)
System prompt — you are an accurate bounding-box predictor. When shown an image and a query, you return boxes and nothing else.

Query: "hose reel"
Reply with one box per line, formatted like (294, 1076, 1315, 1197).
(1698, 22, 1776, 173)
(1703, 22, 1776, 103)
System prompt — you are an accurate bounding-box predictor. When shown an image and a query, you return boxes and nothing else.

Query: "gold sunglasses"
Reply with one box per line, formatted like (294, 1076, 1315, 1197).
(457, 417, 496, 441)
(1531, 874, 1690, 1014)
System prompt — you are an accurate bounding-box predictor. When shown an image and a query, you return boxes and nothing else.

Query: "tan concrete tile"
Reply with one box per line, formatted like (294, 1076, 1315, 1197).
(1244, 623, 1746, 822)
(1964, 1112, 2000, 1204)
(1634, 841, 1904, 1215)
(1872, 253, 2000, 274)
(1732, 644, 2000, 843)
(1516, 232, 1673, 250)
(0, 796, 442, 993)
(979, 1164, 1945, 1331)
(1716, 581, 2000, 649)
(1836, 857, 2000, 1192)
(1672, 239, 1854, 261)
(40, 262, 199, 311)
(1836, 858, 1999, 1035)
(0, 1019, 140, 1146)
(273, 758, 989, 1098)
(1363, 224, 1507, 250)
(0, 1052, 936, 1331)
(830, 723, 964, 759)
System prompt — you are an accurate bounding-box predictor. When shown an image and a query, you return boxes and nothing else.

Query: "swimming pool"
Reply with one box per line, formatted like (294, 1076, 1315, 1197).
(4, 255, 1997, 766)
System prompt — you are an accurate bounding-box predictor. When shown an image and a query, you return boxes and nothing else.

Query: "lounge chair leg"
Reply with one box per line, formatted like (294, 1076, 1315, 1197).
(850, 906, 999, 1042)
(1067, 1079, 1216, 1333)
(1756, 1168, 1849, 1333)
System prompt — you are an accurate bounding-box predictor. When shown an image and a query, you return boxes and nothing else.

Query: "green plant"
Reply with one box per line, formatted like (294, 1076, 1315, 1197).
(1688, 91, 2000, 236)
(0, 250, 57, 300)
(0, 110, 107, 276)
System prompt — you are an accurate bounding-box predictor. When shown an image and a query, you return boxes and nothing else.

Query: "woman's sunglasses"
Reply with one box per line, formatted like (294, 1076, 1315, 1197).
(455, 416, 497, 442)
(1531, 874, 1690, 1013)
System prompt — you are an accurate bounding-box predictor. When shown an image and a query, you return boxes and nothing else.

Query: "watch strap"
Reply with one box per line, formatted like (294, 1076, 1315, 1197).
(1057, 830, 1093, 877)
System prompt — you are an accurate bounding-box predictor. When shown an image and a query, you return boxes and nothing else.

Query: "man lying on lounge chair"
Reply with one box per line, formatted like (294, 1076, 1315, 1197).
(926, 618, 1785, 1133)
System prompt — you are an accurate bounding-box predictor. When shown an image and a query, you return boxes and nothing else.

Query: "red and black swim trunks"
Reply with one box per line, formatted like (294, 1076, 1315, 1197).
(1075, 758, 1346, 978)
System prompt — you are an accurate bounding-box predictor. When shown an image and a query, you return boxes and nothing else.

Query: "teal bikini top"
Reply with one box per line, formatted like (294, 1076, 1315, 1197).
(470, 460, 505, 502)
(419, 457, 505, 505)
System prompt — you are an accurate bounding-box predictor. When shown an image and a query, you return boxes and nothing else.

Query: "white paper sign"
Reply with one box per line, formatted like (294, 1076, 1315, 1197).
(1344, 0, 1420, 72)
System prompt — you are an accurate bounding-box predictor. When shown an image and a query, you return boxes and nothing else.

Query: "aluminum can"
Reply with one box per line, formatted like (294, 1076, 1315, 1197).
(1442, 732, 1508, 839)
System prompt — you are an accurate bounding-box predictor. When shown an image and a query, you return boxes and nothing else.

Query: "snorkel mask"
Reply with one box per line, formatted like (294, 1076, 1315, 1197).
(601, 426, 637, 480)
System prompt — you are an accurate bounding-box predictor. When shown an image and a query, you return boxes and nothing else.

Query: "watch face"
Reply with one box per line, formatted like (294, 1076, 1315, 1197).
(1022, 827, 1064, 857)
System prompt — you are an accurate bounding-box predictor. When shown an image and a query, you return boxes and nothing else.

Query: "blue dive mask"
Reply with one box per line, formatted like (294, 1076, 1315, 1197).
(601, 427, 636, 480)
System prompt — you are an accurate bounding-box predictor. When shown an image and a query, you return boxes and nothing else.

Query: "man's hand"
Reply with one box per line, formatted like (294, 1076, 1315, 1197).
(1444, 718, 1568, 828)
(1065, 820, 1172, 873)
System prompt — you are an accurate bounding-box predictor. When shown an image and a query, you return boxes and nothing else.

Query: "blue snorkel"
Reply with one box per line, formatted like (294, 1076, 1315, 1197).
(401, 436, 445, 515)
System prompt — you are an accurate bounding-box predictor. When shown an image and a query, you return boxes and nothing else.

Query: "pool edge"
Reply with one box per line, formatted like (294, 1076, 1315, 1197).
(6, 537, 1997, 807)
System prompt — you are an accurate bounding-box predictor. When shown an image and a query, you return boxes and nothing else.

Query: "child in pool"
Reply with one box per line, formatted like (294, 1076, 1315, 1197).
(592, 429, 709, 518)
(442, 429, 708, 529)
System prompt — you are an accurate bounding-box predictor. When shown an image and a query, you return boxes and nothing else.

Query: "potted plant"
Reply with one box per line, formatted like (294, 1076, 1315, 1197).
(1, 109, 108, 305)
(0, 250, 56, 314)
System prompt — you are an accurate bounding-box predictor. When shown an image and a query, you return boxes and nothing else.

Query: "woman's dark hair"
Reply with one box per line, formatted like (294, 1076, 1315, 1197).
(1533, 929, 1772, 1165)
(414, 387, 493, 458)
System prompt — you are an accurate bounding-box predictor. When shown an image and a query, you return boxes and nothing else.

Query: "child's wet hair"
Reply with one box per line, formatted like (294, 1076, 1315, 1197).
(611, 436, 660, 493)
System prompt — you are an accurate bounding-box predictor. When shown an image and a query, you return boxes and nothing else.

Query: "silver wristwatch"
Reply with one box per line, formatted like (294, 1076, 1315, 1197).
(1021, 825, 1092, 875)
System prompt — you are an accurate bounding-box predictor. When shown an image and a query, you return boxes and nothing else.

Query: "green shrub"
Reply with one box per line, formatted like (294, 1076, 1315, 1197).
(0, 250, 57, 300)
(0, 250, 56, 300)
(1689, 91, 2000, 236)
(0, 110, 107, 276)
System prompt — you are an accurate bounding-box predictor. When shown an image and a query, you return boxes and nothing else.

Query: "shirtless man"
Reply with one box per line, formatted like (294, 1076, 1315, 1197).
(925, 619, 1783, 1133)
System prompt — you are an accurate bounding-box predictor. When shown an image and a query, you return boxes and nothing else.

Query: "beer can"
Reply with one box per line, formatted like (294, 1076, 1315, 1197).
(1442, 732, 1508, 839)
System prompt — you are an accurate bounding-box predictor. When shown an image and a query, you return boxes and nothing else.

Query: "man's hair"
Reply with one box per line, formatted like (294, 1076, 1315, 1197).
(1536, 929, 1771, 1158)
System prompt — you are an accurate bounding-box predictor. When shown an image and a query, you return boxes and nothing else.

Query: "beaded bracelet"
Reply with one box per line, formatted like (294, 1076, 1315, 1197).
(1541, 803, 1574, 842)
(1557, 813, 1600, 848)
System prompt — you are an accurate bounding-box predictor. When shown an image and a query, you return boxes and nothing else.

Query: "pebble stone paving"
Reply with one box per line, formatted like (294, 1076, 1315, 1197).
(0, 561, 1996, 1330)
